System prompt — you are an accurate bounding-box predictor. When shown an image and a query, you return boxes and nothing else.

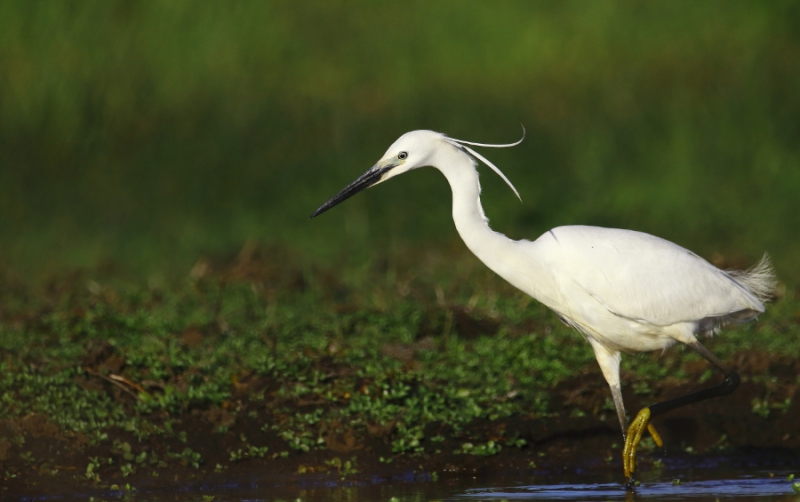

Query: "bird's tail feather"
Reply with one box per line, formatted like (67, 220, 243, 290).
(726, 253, 777, 304)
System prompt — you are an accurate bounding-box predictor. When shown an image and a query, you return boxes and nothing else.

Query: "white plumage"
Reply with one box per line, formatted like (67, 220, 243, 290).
(312, 129, 776, 484)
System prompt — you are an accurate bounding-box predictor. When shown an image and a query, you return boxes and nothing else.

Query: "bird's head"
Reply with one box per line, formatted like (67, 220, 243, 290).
(311, 129, 523, 218)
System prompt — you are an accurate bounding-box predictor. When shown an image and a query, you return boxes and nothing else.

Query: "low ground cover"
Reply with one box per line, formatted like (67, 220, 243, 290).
(1, 244, 798, 496)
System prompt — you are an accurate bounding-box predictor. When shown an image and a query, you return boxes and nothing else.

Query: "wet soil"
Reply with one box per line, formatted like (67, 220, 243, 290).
(3, 358, 799, 499)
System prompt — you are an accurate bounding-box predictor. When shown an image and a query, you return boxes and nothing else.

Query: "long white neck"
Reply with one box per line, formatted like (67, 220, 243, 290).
(426, 143, 556, 307)
(430, 145, 519, 273)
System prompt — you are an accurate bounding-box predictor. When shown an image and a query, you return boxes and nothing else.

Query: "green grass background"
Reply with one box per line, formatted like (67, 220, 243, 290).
(1, 1, 799, 280)
(1, 4, 799, 478)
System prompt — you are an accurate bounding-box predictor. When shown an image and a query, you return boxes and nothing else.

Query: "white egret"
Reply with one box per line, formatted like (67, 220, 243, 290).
(311, 129, 776, 487)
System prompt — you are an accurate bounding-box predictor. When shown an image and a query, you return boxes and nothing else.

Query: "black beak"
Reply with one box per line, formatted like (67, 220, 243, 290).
(310, 163, 394, 218)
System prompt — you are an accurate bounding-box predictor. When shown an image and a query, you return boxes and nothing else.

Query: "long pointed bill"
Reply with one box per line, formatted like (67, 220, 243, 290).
(310, 162, 396, 218)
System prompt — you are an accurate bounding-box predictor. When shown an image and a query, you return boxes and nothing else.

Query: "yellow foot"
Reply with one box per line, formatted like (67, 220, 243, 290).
(622, 407, 664, 483)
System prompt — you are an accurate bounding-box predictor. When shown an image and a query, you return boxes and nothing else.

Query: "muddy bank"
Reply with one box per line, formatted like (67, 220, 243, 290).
(3, 363, 799, 499)
(2, 250, 798, 499)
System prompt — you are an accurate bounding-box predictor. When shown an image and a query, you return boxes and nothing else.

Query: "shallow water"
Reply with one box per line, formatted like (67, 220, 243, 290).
(22, 451, 800, 501)
(458, 477, 797, 501)
(67, 474, 799, 502)
(452, 451, 800, 501)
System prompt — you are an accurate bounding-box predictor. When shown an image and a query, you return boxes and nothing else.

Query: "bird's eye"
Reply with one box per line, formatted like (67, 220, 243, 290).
(398, 151, 408, 160)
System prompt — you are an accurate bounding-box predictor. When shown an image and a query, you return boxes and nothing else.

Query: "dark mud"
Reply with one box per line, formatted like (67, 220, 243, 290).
(2, 248, 798, 499)
(3, 365, 800, 500)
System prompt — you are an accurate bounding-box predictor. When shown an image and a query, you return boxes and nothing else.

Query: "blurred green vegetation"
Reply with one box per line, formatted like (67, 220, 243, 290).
(2, 4, 799, 483)
(1, 1, 799, 281)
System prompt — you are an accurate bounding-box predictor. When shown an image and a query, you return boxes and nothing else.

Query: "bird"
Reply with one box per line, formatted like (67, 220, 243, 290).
(310, 129, 776, 487)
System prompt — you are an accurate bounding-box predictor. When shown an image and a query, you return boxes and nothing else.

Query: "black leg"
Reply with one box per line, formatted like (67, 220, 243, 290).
(648, 341, 740, 418)
(623, 340, 740, 485)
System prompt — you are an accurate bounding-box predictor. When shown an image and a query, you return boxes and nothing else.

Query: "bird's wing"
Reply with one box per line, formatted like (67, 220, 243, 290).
(529, 226, 764, 327)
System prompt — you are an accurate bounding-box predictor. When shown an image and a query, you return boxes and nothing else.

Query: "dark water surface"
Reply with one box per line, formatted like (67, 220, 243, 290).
(458, 477, 797, 501)
(21, 451, 800, 501)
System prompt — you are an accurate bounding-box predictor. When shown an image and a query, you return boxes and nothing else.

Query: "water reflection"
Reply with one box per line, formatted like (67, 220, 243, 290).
(21, 452, 800, 501)
(460, 477, 796, 501)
